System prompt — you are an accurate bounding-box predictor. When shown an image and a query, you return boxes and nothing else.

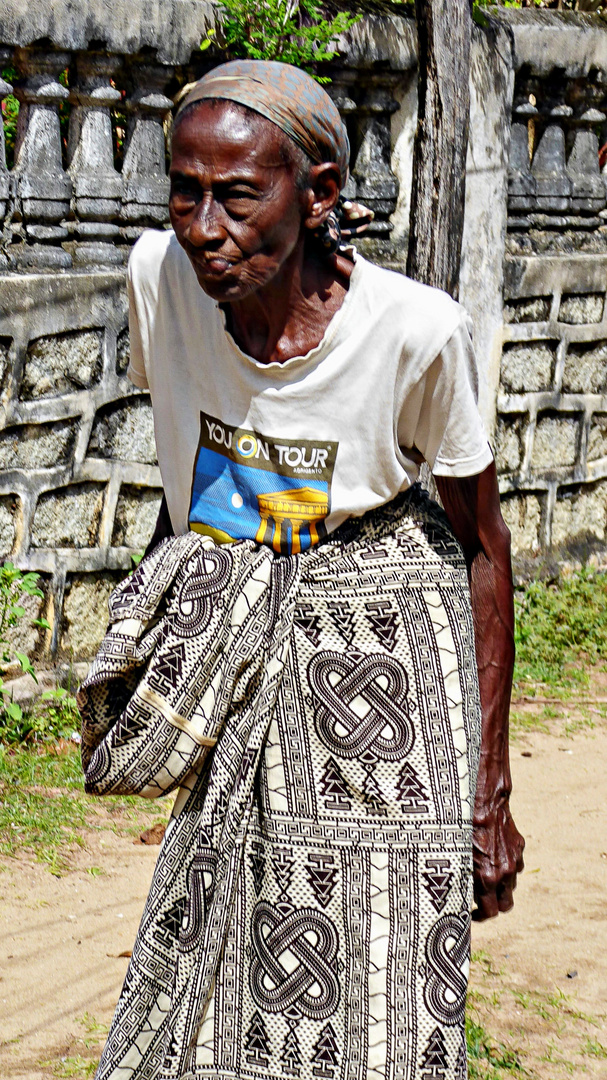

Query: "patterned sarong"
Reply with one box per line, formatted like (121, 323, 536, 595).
(78, 486, 481, 1080)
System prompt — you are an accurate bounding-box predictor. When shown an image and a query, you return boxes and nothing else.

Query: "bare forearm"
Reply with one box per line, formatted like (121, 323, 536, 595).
(436, 463, 524, 918)
(468, 539, 515, 807)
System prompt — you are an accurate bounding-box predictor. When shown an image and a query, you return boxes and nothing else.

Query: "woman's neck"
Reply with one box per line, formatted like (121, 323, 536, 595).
(223, 242, 353, 364)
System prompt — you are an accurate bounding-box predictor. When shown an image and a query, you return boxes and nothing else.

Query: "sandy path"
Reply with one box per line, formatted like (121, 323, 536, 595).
(0, 827, 160, 1077)
(470, 716, 607, 1077)
(1, 719, 606, 1078)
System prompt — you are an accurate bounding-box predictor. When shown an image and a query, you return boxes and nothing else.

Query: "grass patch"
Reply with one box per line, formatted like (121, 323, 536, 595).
(509, 709, 550, 737)
(37, 1014, 108, 1077)
(466, 1016, 528, 1078)
(581, 1036, 607, 1059)
(0, 742, 162, 871)
(40, 1054, 97, 1078)
(511, 986, 597, 1029)
(514, 569, 607, 693)
(467, 951, 607, 1079)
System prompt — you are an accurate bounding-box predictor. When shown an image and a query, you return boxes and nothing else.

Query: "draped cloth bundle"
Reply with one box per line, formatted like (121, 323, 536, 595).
(78, 487, 481, 1080)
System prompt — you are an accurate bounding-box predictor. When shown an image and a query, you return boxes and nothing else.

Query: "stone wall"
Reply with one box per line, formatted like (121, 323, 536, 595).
(0, 272, 161, 658)
(495, 10, 607, 577)
(498, 256, 607, 570)
(2, 3, 607, 658)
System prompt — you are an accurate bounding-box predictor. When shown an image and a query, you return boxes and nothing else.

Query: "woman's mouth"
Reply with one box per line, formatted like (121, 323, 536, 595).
(193, 255, 236, 276)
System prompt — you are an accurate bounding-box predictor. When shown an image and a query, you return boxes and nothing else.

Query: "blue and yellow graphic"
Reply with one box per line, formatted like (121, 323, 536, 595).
(189, 411, 337, 555)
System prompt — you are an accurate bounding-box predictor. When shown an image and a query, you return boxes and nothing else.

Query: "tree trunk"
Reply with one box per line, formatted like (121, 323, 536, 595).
(406, 0, 472, 299)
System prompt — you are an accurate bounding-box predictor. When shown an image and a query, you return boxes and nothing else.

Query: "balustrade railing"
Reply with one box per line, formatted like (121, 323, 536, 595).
(0, 44, 401, 271)
(508, 65, 607, 230)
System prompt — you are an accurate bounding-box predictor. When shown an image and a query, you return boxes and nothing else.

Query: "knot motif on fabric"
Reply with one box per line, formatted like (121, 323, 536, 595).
(423, 912, 470, 1026)
(170, 548, 231, 638)
(250, 901, 340, 1019)
(308, 652, 413, 760)
(179, 848, 219, 953)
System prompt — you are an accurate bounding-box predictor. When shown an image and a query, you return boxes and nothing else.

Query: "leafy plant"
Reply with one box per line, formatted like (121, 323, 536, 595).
(205, 0, 361, 82)
(3, 687, 81, 746)
(514, 568, 607, 689)
(0, 561, 50, 737)
(1, 64, 18, 170)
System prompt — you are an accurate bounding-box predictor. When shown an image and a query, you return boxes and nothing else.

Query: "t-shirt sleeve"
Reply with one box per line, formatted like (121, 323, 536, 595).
(126, 258, 150, 390)
(402, 313, 494, 478)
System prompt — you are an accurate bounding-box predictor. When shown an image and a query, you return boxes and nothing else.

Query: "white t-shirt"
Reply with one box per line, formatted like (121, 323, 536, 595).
(127, 229, 492, 553)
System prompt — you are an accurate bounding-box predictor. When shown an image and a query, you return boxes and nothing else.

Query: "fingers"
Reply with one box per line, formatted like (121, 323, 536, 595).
(472, 826, 524, 920)
(472, 875, 515, 921)
(472, 803, 526, 920)
(496, 880, 514, 913)
(472, 889, 499, 922)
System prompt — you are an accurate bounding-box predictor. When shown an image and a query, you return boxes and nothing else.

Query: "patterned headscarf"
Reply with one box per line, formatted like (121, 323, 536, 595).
(175, 60, 374, 251)
(176, 59, 350, 185)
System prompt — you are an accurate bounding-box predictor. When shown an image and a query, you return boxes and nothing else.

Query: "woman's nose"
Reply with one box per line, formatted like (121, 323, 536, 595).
(186, 195, 225, 247)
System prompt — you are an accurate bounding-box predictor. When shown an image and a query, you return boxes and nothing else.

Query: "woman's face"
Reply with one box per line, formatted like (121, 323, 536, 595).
(169, 101, 309, 302)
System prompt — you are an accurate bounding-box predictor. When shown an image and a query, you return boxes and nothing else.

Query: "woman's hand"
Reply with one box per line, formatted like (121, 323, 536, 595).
(436, 462, 525, 920)
(472, 770, 525, 920)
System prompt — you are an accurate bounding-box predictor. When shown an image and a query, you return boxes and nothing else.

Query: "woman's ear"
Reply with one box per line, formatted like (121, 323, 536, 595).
(303, 163, 342, 229)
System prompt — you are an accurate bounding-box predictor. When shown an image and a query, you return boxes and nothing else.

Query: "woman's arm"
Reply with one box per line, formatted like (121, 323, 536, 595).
(435, 461, 525, 920)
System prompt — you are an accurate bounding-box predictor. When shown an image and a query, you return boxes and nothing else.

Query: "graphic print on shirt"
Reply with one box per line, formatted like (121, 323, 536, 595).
(189, 410, 338, 554)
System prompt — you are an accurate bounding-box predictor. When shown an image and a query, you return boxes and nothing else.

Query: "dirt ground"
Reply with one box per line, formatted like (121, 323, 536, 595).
(1, 708, 606, 1079)
(469, 709, 607, 1078)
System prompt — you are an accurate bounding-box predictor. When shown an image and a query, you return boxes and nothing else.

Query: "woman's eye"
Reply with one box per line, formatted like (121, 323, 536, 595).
(223, 188, 258, 204)
(170, 181, 197, 204)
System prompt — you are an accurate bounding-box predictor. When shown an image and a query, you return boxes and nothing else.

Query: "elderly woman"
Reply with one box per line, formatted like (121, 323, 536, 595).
(79, 60, 524, 1080)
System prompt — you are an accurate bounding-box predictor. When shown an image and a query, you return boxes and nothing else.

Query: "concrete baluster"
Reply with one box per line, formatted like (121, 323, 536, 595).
(507, 79, 537, 214)
(567, 108, 606, 213)
(13, 46, 72, 267)
(350, 72, 400, 236)
(531, 73, 572, 214)
(121, 57, 173, 228)
(0, 75, 13, 224)
(566, 77, 605, 215)
(327, 70, 357, 201)
(68, 51, 124, 265)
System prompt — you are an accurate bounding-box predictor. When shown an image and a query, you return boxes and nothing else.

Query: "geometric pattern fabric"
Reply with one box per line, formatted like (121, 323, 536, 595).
(78, 485, 481, 1080)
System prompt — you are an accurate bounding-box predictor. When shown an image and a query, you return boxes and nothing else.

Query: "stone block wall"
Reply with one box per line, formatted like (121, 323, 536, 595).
(497, 256, 607, 573)
(496, 12, 607, 575)
(0, 273, 161, 659)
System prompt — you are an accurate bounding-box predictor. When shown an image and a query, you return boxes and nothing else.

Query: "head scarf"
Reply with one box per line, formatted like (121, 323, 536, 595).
(174, 59, 374, 250)
(175, 59, 350, 185)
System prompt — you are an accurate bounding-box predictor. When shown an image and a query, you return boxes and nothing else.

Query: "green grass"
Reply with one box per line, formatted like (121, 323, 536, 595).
(0, 742, 162, 872)
(511, 987, 598, 1029)
(469, 948, 607, 1078)
(581, 1036, 607, 1059)
(36, 1014, 108, 1077)
(514, 569, 607, 693)
(466, 1016, 528, 1078)
(39, 1055, 97, 1078)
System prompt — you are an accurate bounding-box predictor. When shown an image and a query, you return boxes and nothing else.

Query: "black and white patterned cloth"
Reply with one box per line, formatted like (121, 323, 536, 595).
(78, 486, 481, 1080)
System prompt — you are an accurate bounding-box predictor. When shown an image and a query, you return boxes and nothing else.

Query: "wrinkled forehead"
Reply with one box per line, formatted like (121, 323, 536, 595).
(175, 60, 349, 185)
(171, 99, 298, 170)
